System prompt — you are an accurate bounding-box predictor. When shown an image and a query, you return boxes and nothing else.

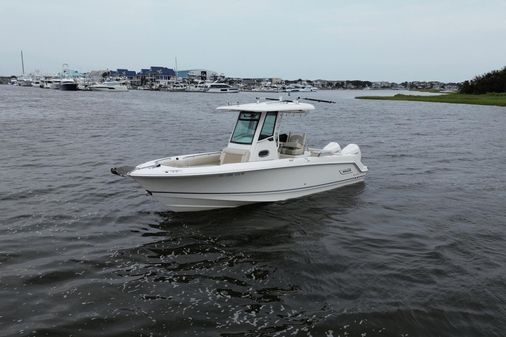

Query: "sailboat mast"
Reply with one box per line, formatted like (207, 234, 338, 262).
(175, 57, 178, 80)
(20, 50, 25, 75)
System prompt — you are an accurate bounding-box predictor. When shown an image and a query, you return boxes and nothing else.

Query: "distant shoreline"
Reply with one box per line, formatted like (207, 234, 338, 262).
(355, 93, 506, 107)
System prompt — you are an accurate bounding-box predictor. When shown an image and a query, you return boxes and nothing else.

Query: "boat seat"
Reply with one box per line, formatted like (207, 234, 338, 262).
(279, 133, 306, 155)
(220, 147, 250, 165)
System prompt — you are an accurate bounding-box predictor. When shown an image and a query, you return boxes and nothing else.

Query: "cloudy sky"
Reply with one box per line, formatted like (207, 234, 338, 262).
(1, 0, 505, 81)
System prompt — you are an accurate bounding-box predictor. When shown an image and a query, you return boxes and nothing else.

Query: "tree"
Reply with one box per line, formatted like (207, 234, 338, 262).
(460, 66, 506, 94)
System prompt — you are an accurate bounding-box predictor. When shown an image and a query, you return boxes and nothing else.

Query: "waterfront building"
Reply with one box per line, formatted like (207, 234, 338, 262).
(178, 69, 218, 80)
(112, 69, 137, 79)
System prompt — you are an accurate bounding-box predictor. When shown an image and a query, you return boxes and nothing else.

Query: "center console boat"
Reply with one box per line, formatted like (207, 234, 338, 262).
(113, 99, 368, 212)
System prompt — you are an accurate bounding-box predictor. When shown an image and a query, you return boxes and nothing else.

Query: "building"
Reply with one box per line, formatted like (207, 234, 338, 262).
(112, 69, 137, 79)
(178, 69, 218, 80)
(150, 66, 175, 80)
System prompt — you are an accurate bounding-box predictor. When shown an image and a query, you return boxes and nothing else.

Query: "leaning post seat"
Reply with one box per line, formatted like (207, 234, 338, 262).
(220, 147, 251, 165)
(279, 132, 306, 155)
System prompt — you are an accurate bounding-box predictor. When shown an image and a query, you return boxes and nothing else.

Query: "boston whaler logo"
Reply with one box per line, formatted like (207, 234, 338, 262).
(339, 168, 352, 175)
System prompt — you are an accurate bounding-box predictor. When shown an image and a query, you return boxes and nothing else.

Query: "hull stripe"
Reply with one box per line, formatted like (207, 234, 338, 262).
(148, 176, 364, 195)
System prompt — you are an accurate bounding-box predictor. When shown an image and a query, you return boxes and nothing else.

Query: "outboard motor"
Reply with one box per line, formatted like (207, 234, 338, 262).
(341, 144, 361, 159)
(321, 142, 341, 155)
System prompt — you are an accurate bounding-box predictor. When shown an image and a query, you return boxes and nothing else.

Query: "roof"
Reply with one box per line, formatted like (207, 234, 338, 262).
(150, 66, 176, 76)
(216, 101, 315, 113)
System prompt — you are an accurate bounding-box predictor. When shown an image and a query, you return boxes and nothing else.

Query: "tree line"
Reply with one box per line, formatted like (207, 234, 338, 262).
(460, 66, 506, 94)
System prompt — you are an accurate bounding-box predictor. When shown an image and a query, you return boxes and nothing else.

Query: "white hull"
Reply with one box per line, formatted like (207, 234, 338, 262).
(130, 155, 366, 212)
(205, 88, 239, 93)
(205, 83, 239, 93)
(90, 85, 128, 92)
(186, 88, 206, 92)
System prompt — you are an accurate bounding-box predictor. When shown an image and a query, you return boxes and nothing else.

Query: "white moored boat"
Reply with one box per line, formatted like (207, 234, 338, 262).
(60, 78, 78, 91)
(205, 83, 239, 93)
(113, 99, 367, 212)
(90, 81, 128, 92)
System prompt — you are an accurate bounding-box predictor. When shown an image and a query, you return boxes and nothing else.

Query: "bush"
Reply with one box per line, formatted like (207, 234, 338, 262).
(460, 66, 506, 94)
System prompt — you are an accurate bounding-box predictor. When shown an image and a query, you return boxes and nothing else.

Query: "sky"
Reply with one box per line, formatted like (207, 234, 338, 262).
(1, 0, 505, 82)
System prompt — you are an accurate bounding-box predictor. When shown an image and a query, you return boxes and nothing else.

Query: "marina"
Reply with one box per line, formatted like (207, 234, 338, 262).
(4, 64, 460, 93)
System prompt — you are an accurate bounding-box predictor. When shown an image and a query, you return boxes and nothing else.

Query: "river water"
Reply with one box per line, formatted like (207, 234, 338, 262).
(1, 85, 505, 337)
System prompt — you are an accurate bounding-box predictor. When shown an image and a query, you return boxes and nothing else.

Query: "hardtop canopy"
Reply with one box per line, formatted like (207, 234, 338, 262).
(216, 101, 315, 113)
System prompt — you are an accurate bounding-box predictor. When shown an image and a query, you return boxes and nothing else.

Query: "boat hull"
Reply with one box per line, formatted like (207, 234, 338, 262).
(60, 83, 78, 91)
(130, 161, 366, 212)
(90, 86, 128, 92)
(205, 88, 239, 93)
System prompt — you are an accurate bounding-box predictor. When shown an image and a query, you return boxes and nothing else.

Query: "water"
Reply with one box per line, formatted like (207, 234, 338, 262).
(1, 85, 505, 337)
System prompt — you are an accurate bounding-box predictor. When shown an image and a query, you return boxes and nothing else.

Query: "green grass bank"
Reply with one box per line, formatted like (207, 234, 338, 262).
(355, 93, 506, 107)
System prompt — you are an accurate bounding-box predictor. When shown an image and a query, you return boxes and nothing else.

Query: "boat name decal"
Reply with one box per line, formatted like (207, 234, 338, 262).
(219, 172, 245, 177)
(339, 168, 352, 175)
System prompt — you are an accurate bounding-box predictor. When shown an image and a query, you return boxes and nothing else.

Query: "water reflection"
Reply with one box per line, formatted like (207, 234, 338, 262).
(110, 184, 366, 335)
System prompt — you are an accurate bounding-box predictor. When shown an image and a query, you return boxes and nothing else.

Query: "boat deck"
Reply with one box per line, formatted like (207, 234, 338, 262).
(159, 150, 325, 169)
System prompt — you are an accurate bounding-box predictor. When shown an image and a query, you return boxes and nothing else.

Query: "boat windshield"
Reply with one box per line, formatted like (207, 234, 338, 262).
(230, 111, 260, 144)
(259, 112, 277, 140)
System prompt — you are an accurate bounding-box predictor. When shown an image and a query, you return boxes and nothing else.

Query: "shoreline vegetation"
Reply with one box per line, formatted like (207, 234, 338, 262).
(356, 93, 506, 107)
(357, 66, 506, 107)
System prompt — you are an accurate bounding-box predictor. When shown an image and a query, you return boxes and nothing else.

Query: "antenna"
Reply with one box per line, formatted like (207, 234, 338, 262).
(264, 97, 336, 104)
(20, 50, 25, 75)
(175, 57, 178, 80)
(302, 97, 336, 104)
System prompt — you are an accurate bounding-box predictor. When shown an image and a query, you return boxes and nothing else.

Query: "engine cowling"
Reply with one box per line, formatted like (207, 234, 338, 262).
(321, 142, 341, 154)
(341, 144, 361, 158)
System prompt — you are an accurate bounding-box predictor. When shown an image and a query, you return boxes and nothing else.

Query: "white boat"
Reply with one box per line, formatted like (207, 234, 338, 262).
(41, 78, 54, 89)
(60, 78, 78, 91)
(205, 83, 239, 93)
(49, 79, 62, 90)
(168, 82, 188, 92)
(114, 99, 368, 212)
(284, 84, 317, 92)
(17, 77, 33, 87)
(90, 81, 128, 92)
(186, 81, 208, 92)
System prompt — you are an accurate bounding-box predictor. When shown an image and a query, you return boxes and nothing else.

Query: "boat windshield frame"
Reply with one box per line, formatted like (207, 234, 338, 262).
(230, 111, 261, 145)
(259, 111, 278, 140)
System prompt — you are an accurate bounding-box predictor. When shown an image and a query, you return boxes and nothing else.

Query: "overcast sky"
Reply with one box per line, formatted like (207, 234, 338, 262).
(1, 0, 505, 82)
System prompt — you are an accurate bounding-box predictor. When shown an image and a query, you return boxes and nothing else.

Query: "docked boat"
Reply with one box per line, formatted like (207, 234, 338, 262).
(17, 77, 33, 87)
(205, 83, 239, 93)
(284, 84, 317, 92)
(90, 81, 128, 92)
(41, 78, 53, 89)
(186, 81, 208, 92)
(168, 82, 188, 92)
(49, 79, 62, 90)
(60, 78, 78, 91)
(31, 79, 42, 88)
(113, 99, 368, 212)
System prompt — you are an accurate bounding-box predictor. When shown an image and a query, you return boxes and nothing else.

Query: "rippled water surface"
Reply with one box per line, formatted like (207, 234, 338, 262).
(1, 85, 505, 337)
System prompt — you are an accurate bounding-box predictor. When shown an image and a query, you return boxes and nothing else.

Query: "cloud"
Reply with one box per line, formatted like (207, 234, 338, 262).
(0, 0, 505, 81)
